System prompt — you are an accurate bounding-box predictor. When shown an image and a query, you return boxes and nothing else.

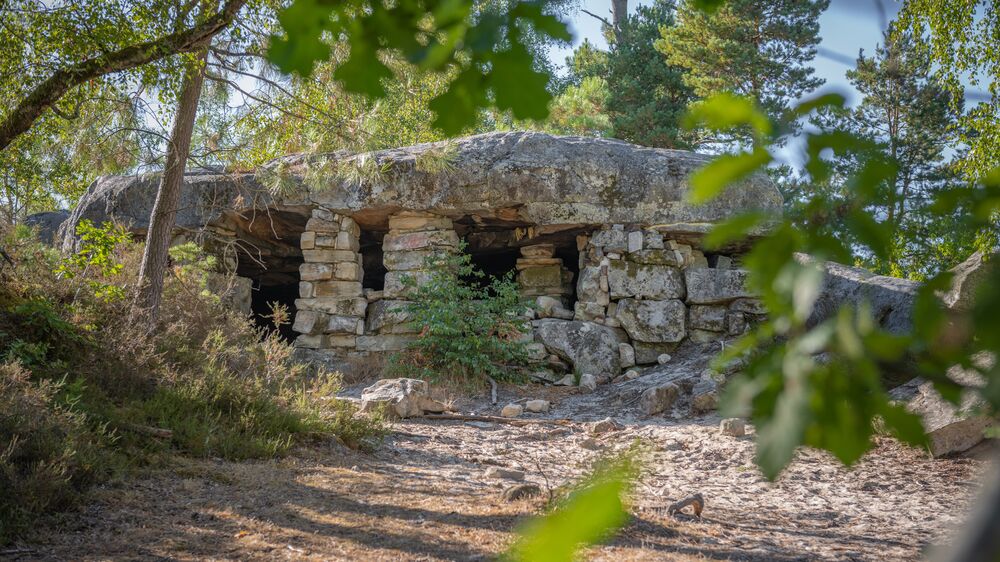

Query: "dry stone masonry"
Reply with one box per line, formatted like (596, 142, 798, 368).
(57, 131, 782, 387)
(294, 208, 366, 352)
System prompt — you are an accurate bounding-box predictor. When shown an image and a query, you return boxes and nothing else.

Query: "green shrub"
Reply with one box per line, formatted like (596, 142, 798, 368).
(388, 243, 532, 387)
(0, 362, 109, 543)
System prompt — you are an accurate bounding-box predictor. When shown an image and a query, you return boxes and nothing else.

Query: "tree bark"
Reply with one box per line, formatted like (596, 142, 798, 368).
(133, 48, 208, 321)
(611, 0, 628, 42)
(0, 0, 245, 151)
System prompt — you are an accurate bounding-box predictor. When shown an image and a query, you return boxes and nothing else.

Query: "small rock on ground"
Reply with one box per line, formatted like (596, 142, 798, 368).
(484, 467, 525, 481)
(501, 404, 524, 418)
(579, 374, 598, 392)
(720, 418, 746, 437)
(525, 399, 550, 413)
(591, 417, 624, 434)
(502, 483, 542, 502)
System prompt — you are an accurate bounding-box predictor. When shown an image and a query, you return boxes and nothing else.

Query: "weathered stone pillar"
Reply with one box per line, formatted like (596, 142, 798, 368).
(292, 207, 366, 353)
(356, 211, 456, 353)
(516, 243, 573, 300)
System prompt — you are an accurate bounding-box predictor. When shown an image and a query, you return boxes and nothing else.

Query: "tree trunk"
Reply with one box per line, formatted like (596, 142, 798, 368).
(133, 48, 208, 321)
(611, 0, 628, 41)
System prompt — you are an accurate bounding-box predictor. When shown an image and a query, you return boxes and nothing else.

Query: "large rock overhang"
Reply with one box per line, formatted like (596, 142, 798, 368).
(307, 132, 782, 236)
(61, 131, 783, 250)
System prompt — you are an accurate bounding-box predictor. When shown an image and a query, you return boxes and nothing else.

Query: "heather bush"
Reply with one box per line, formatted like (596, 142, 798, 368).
(0, 220, 386, 542)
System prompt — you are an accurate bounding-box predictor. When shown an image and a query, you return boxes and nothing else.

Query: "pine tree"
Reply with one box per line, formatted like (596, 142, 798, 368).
(656, 0, 828, 146)
(813, 31, 969, 278)
(606, 0, 693, 148)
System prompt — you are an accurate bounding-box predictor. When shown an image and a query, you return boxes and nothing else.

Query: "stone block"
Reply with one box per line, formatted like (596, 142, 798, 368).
(590, 229, 627, 252)
(302, 249, 359, 263)
(515, 257, 562, 269)
(388, 212, 453, 232)
(327, 334, 357, 348)
(627, 249, 681, 266)
(574, 301, 606, 322)
(300, 263, 333, 281)
(618, 342, 636, 368)
(627, 231, 643, 253)
(296, 297, 368, 317)
(312, 207, 337, 221)
(643, 230, 664, 249)
(300, 231, 316, 250)
(365, 299, 417, 334)
(689, 329, 724, 343)
(521, 243, 555, 258)
(730, 297, 766, 314)
(355, 334, 415, 352)
(614, 299, 686, 343)
(608, 261, 685, 300)
(639, 383, 679, 415)
(685, 268, 752, 304)
(294, 335, 325, 349)
(633, 341, 679, 365)
(533, 319, 628, 376)
(312, 280, 363, 298)
(292, 310, 326, 335)
(339, 216, 361, 239)
(576, 266, 605, 303)
(726, 311, 748, 335)
(333, 261, 363, 281)
(384, 270, 434, 298)
(517, 265, 563, 288)
(305, 217, 340, 233)
(383, 229, 459, 251)
(688, 305, 727, 331)
(314, 231, 360, 251)
(326, 315, 364, 335)
(383, 249, 443, 271)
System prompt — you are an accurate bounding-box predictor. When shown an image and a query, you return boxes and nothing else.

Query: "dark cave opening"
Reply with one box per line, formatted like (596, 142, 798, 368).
(250, 281, 299, 343)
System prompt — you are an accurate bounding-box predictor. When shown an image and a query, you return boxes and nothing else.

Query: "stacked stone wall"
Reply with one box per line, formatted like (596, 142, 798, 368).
(290, 212, 763, 380)
(572, 224, 763, 369)
(355, 211, 459, 354)
(292, 207, 367, 352)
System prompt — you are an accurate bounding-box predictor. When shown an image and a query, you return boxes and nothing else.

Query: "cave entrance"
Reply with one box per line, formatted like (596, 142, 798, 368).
(360, 229, 386, 291)
(225, 209, 308, 344)
(459, 219, 584, 308)
(251, 280, 299, 342)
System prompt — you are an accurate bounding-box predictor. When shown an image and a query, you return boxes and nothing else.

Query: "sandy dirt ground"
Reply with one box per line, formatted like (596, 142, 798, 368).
(9, 373, 993, 562)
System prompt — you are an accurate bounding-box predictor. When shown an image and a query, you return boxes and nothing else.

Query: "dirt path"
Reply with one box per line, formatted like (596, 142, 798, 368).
(13, 400, 991, 561)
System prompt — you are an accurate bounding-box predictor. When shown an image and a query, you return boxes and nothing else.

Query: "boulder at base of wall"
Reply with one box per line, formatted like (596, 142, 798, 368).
(890, 357, 995, 457)
(360, 378, 446, 419)
(533, 319, 627, 378)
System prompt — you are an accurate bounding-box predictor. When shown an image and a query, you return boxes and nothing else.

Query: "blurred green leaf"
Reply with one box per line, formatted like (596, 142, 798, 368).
(845, 209, 891, 260)
(684, 93, 772, 137)
(688, 147, 771, 205)
(791, 92, 848, 117)
(507, 451, 637, 562)
(703, 212, 769, 250)
(878, 402, 929, 448)
(267, 0, 571, 134)
(690, 0, 728, 14)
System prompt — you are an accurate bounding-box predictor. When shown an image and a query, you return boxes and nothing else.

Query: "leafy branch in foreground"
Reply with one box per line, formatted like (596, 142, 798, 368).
(268, 0, 572, 134)
(506, 443, 644, 562)
(688, 91, 1000, 479)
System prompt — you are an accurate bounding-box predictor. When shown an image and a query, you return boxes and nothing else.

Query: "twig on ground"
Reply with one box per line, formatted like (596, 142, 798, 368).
(422, 413, 573, 427)
(0, 547, 35, 556)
